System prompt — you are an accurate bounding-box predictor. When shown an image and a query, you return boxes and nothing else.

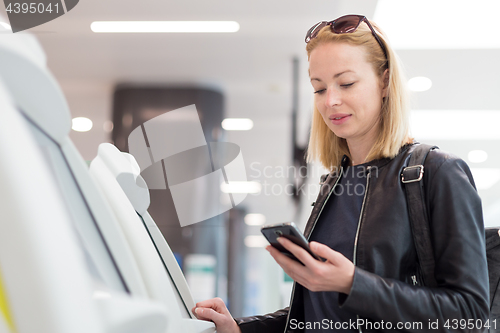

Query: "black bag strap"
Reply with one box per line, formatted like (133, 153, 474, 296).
(402, 143, 439, 288)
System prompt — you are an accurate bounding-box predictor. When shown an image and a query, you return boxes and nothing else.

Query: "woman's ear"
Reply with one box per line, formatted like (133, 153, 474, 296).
(381, 69, 389, 98)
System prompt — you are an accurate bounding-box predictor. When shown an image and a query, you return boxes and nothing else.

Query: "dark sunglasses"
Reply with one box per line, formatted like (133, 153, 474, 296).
(305, 15, 388, 61)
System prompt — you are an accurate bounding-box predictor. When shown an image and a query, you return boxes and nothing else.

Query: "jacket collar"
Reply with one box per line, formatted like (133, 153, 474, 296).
(335, 142, 415, 174)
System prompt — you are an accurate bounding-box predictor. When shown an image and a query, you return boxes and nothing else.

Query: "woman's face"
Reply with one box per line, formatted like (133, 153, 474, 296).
(309, 42, 388, 146)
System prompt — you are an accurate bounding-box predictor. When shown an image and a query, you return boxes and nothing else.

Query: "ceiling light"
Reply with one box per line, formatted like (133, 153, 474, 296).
(72, 117, 93, 132)
(410, 110, 500, 140)
(220, 181, 261, 194)
(244, 235, 268, 248)
(468, 150, 488, 164)
(92, 291, 111, 299)
(90, 21, 240, 33)
(244, 213, 266, 226)
(221, 118, 253, 131)
(469, 168, 500, 190)
(408, 77, 432, 92)
(374, 0, 500, 49)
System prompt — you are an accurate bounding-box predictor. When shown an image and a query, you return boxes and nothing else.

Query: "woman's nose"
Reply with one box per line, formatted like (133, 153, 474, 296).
(325, 88, 341, 107)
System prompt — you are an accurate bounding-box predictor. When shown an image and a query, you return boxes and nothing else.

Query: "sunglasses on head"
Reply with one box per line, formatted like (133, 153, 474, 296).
(305, 15, 388, 61)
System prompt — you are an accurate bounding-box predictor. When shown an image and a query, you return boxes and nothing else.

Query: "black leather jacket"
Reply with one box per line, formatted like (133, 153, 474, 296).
(235, 143, 489, 333)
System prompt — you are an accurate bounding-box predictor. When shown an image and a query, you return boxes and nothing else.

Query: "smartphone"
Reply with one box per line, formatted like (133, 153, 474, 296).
(261, 222, 321, 264)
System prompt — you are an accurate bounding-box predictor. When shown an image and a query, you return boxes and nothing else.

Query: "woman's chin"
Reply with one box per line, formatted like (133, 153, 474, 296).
(330, 130, 350, 140)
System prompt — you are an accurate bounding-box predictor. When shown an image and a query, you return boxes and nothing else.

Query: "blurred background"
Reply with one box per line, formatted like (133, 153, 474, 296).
(2, 0, 499, 318)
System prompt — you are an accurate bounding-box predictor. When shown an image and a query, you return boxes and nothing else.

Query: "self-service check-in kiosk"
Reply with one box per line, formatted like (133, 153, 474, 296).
(0, 21, 215, 333)
(89, 143, 215, 333)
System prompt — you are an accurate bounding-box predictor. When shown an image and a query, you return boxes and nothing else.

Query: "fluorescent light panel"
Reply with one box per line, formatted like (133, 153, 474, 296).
(244, 213, 266, 226)
(92, 291, 112, 299)
(410, 110, 500, 140)
(220, 181, 261, 194)
(374, 0, 500, 49)
(222, 118, 253, 131)
(72, 117, 93, 132)
(468, 150, 488, 164)
(244, 235, 268, 248)
(91, 21, 240, 33)
(408, 77, 432, 92)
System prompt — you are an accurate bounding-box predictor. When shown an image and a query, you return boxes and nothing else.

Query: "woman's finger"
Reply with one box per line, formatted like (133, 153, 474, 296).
(277, 237, 320, 267)
(194, 307, 225, 323)
(309, 241, 343, 264)
(267, 244, 300, 271)
(266, 243, 312, 283)
(195, 297, 225, 309)
(191, 298, 242, 333)
(193, 297, 230, 317)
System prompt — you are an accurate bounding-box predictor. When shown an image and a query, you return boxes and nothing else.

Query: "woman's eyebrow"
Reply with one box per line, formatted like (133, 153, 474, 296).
(309, 70, 354, 82)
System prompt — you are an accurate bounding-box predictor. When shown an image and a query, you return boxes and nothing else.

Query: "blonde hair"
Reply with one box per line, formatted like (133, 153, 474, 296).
(306, 19, 413, 171)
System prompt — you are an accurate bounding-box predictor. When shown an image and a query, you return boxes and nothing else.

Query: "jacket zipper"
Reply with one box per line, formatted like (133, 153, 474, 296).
(283, 166, 344, 333)
(353, 165, 372, 333)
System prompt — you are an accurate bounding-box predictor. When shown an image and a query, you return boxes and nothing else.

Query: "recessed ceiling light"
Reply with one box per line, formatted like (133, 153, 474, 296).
(468, 150, 488, 164)
(374, 0, 500, 49)
(244, 235, 268, 248)
(90, 21, 240, 33)
(220, 181, 261, 194)
(408, 77, 432, 92)
(72, 117, 93, 132)
(221, 118, 253, 131)
(410, 110, 500, 140)
(470, 168, 500, 190)
(244, 213, 266, 226)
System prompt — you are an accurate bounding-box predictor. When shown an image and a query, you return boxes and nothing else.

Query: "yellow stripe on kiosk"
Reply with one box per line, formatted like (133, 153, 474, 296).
(0, 268, 15, 332)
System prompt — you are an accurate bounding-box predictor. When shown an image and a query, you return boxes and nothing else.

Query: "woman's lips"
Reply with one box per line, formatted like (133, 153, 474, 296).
(329, 114, 351, 125)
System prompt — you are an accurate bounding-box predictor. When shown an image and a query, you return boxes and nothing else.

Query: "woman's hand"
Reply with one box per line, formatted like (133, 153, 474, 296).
(191, 297, 242, 333)
(266, 237, 355, 294)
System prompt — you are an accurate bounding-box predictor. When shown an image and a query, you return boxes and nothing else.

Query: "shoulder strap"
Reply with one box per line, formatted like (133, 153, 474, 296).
(402, 143, 439, 288)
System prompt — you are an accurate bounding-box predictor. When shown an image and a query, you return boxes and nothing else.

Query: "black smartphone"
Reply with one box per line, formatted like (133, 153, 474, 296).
(261, 222, 321, 264)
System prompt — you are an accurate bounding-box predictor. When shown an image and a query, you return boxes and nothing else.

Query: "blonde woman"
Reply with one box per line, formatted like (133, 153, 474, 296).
(193, 15, 489, 333)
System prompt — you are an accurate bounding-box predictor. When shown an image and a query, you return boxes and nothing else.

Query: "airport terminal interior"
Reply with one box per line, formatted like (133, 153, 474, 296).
(0, 0, 499, 332)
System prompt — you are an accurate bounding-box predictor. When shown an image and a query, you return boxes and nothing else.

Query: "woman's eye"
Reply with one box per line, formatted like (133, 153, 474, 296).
(340, 82, 355, 88)
(314, 89, 326, 94)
